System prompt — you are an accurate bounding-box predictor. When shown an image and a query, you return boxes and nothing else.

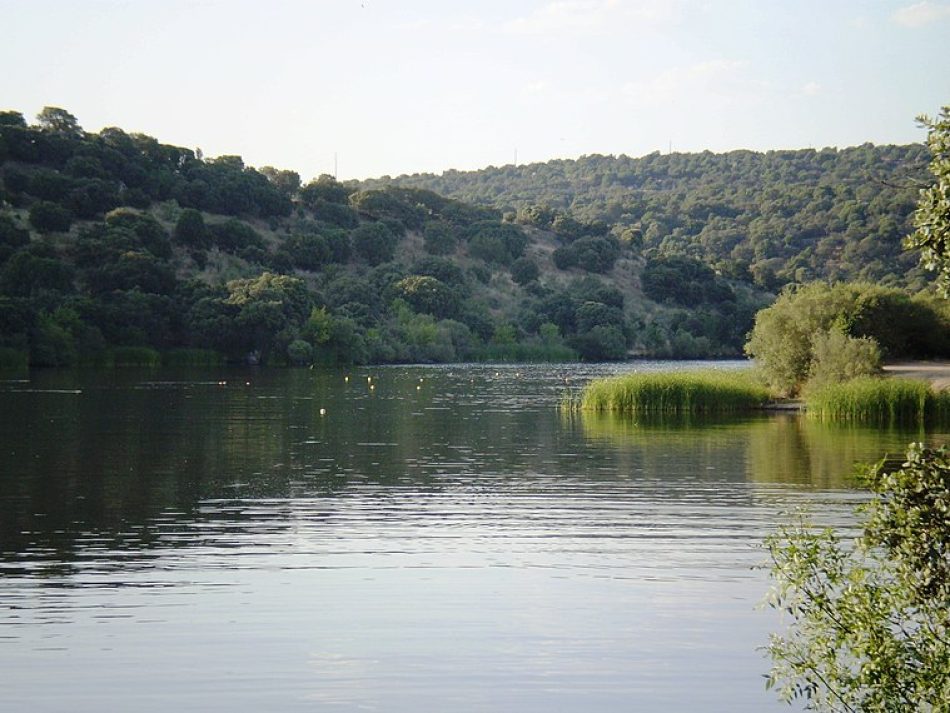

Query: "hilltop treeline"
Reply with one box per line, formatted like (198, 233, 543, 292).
(363, 145, 932, 291)
(1, 107, 942, 369)
(1, 107, 776, 367)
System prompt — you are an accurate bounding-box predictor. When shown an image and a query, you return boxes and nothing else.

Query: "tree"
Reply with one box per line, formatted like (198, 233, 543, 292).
(173, 208, 209, 248)
(225, 272, 311, 361)
(744, 282, 950, 396)
(35, 106, 83, 138)
(510, 257, 540, 285)
(352, 221, 397, 265)
(29, 201, 73, 233)
(905, 106, 950, 296)
(764, 444, 950, 711)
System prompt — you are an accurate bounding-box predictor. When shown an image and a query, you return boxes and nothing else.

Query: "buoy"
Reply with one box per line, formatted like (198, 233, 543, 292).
(319, 408, 326, 416)
(344, 376, 349, 383)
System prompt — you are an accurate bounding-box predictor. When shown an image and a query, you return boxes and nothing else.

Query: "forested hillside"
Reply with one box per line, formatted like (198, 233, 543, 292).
(0, 107, 939, 368)
(363, 145, 932, 291)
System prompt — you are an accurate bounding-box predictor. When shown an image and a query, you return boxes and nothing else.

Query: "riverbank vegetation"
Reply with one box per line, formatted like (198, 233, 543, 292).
(765, 106, 950, 711)
(765, 443, 950, 710)
(575, 370, 771, 415)
(744, 281, 950, 396)
(4, 106, 945, 370)
(805, 376, 950, 425)
(1, 106, 786, 368)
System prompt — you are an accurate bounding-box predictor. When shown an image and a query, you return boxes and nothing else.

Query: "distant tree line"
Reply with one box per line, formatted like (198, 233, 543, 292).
(363, 144, 933, 292)
(4, 106, 936, 369)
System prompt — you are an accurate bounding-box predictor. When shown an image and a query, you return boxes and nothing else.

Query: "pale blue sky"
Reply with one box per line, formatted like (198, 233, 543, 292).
(2, 0, 948, 180)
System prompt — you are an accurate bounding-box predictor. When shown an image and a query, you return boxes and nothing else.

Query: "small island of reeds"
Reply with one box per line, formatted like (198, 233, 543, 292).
(575, 370, 771, 415)
(804, 376, 950, 425)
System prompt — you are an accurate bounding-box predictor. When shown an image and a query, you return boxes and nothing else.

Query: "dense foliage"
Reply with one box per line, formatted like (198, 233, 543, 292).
(1, 106, 940, 368)
(744, 282, 950, 395)
(906, 106, 950, 296)
(765, 444, 950, 711)
(364, 144, 932, 291)
(2, 107, 769, 366)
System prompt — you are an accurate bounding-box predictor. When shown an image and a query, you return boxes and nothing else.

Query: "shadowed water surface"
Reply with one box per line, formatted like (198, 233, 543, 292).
(2, 362, 946, 711)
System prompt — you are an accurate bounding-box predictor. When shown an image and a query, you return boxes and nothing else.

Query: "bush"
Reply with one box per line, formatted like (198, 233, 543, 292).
(745, 282, 950, 396)
(29, 201, 73, 233)
(0, 214, 30, 248)
(352, 221, 397, 266)
(765, 443, 950, 711)
(173, 208, 209, 248)
(286, 338, 313, 366)
(510, 257, 540, 285)
(805, 328, 881, 392)
(422, 220, 458, 255)
(0, 347, 28, 369)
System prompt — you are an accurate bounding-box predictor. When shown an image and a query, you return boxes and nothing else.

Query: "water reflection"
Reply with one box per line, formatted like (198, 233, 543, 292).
(3, 363, 947, 712)
(574, 410, 942, 489)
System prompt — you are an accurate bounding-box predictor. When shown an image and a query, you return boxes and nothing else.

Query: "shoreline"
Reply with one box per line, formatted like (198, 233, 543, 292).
(883, 362, 950, 390)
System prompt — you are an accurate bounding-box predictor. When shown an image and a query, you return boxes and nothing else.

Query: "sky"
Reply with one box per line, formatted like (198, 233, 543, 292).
(2, 0, 949, 181)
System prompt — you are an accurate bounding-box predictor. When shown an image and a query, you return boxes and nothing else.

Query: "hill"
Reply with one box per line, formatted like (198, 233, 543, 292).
(362, 145, 933, 291)
(0, 107, 939, 368)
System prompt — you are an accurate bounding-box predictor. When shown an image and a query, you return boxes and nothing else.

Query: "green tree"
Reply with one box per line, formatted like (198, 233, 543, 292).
(764, 444, 950, 711)
(225, 272, 311, 362)
(352, 221, 397, 266)
(173, 208, 209, 249)
(393, 275, 459, 318)
(905, 106, 950, 295)
(29, 201, 73, 233)
(510, 257, 540, 285)
(35, 106, 83, 138)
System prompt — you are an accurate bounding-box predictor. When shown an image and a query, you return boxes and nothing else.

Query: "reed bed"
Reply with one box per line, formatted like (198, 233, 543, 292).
(576, 370, 771, 414)
(110, 346, 162, 367)
(162, 348, 224, 367)
(805, 376, 950, 425)
(0, 347, 28, 369)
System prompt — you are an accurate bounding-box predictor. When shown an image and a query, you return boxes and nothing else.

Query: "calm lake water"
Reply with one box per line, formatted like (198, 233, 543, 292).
(2, 361, 947, 712)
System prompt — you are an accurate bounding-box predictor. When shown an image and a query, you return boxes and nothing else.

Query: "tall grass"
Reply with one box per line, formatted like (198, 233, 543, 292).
(473, 342, 578, 363)
(805, 377, 950, 425)
(0, 347, 28, 370)
(162, 348, 224, 367)
(576, 370, 771, 414)
(110, 346, 161, 367)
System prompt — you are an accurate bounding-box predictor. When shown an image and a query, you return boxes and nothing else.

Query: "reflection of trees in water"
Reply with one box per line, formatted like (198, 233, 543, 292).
(0, 367, 566, 569)
(574, 411, 931, 489)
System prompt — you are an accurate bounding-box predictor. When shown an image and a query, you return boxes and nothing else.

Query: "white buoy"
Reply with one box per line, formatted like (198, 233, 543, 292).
(319, 408, 326, 416)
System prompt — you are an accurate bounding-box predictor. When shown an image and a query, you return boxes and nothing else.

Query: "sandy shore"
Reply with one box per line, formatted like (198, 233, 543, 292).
(883, 362, 950, 390)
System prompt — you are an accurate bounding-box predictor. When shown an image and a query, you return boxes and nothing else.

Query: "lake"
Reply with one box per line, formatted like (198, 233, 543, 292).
(2, 362, 946, 712)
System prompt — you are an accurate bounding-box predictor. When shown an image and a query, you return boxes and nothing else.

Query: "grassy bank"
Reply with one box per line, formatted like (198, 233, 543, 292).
(575, 370, 771, 414)
(805, 376, 950, 425)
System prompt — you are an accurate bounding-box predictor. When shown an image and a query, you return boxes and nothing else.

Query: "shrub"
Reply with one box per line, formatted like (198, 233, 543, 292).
(805, 328, 881, 391)
(29, 201, 73, 233)
(765, 443, 950, 711)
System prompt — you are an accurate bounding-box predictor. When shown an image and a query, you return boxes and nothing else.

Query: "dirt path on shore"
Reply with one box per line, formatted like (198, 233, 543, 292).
(883, 362, 950, 390)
